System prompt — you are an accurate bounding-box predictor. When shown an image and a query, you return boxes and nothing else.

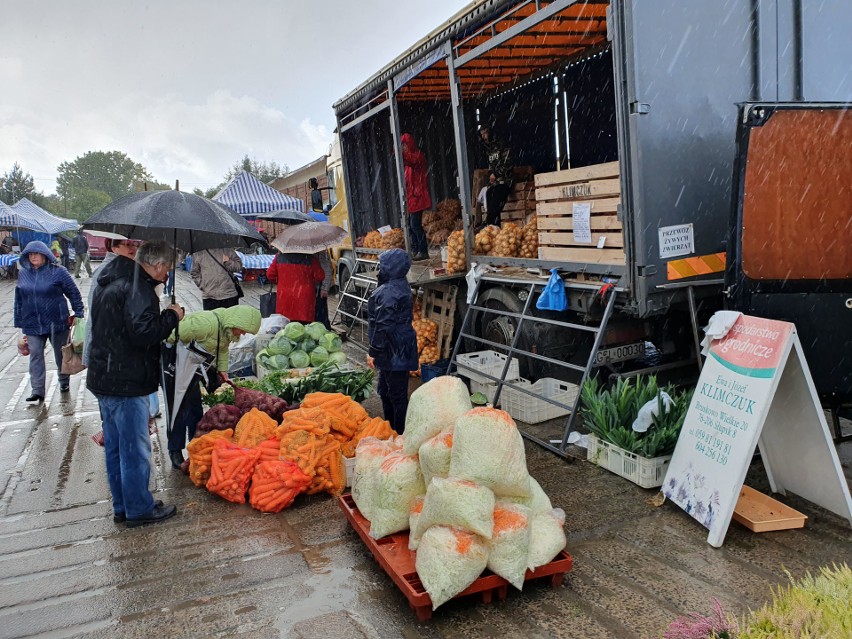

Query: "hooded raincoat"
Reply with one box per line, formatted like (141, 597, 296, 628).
(266, 253, 325, 322)
(367, 249, 418, 372)
(401, 133, 432, 214)
(172, 306, 262, 372)
(14, 241, 84, 336)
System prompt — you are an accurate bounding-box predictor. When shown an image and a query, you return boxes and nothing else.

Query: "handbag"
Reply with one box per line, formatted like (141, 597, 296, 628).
(536, 268, 568, 312)
(61, 332, 86, 375)
(208, 250, 244, 299)
(259, 284, 277, 318)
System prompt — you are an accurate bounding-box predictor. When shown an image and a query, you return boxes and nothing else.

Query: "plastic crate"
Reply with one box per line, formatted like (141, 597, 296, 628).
(421, 359, 450, 382)
(585, 434, 671, 489)
(469, 378, 507, 405)
(502, 378, 578, 424)
(456, 350, 520, 385)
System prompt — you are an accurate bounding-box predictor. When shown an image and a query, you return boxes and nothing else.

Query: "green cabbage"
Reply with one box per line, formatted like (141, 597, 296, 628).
(329, 351, 348, 366)
(309, 346, 329, 367)
(267, 354, 291, 370)
(267, 332, 295, 356)
(319, 332, 342, 353)
(256, 348, 271, 367)
(288, 349, 310, 369)
(282, 321, 305, 341)
(299, 337, 317, 353)
(306, 321, 326, 342)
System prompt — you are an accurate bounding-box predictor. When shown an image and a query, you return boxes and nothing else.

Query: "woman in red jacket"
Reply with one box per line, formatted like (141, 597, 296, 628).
(265, 252, 325, 322)
(401, 133, 432, 261)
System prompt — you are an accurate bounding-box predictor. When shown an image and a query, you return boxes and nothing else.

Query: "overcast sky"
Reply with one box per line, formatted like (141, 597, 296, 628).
(1, 0, 464, 195)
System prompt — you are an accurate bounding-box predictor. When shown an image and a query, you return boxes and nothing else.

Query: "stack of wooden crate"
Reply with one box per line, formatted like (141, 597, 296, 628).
(534, 162, 625, 265)
(500, 180, 537, 225)
(422, 283, 458, 359)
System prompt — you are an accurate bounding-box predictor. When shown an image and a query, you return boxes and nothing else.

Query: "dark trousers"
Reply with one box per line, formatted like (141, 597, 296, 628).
(169, 380, 202, 452)
(202, 296, 239, 311)
(315, 291, 331, 329)
(378, 369, 410, 434)
(408, 210, 428, 256)
(485, 183, 511, 226)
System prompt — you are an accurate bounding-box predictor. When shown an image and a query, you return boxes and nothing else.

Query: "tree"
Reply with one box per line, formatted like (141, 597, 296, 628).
(57, 151, 152, 202)
(66, 187, 112, 221)
(0, 163, 40, 205)
(226, 155, 289, 185)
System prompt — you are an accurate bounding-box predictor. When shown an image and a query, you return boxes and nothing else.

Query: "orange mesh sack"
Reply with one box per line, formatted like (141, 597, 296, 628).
(233, 407, 278, 447)
(254, 437, 281, 463)
(418, 429, 453, 485)
(187, 429, 234, 488)
(206, 440, 262, 504)
(527, 508, 567, 571)
(367, 449, 425, 540)
(414, 476, 495, 540)
(487, 502, 532, 590)
(402, 376, 472, 455)
(408, 496, 425, 551)
(304, 441, 347, 497)
(248, 460, 312, 513)
(415, 526, 489, 610)
(448, 408, 531, 498)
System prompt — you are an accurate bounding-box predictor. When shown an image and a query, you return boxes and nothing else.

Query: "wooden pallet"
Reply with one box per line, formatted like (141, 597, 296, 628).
(422, 282, 458, 359)
(535, 162, 626, 265)
(338, 494, 573, 622)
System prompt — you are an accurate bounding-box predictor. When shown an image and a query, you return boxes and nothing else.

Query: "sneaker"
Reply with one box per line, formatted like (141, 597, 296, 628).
(126, 503, 177, 528)
(25, 394, 44, 403)
(114, 500, 163, 524)
(60, 384, 70, 393)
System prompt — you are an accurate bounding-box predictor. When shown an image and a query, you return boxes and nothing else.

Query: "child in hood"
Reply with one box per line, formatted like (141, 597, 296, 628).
(367, 249, 418, 433)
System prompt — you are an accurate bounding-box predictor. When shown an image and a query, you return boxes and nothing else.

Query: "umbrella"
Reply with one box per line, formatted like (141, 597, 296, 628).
(255, 207, 312, 225)
(82, 190, 264, 253)
(271, 222, 347, 254)
(164, 341, 215, 432)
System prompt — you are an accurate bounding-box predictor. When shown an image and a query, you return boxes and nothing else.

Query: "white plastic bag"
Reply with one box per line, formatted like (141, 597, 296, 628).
(415, 526, 489, 610)
(449, 408, 531, 497)
(228, 332, 256, 376)
(403, 377, 471, 455)
(502, 476, 553, 515)
(255, 314, 289, 355)
(487, 502, 532, 590)
(631, 391, 673, 433)
(418, 429, 453, 486)
(367, 449, 425, 539)
(408, 496, 425, 551)
(414, 476, 495, 540)
(351, 437, 401, 523)
(527, 508, 567, 571)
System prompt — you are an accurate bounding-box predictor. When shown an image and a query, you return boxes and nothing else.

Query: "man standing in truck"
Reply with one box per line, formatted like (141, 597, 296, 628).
(479, 124, 512, 227)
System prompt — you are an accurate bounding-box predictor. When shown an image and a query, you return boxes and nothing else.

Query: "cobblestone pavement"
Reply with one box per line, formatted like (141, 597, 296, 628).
(0, 269, 850, 639)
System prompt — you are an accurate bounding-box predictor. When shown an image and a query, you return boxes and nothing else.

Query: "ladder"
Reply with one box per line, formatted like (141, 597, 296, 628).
(448, 273, 618, 458)
(331, 255, 380, 349)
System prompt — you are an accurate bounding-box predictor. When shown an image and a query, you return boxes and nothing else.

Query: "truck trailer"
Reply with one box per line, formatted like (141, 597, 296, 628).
(331, 0, 852, 454)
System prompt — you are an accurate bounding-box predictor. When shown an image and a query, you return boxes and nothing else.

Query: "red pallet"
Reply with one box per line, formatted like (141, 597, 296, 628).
(338, 493, 573, 621)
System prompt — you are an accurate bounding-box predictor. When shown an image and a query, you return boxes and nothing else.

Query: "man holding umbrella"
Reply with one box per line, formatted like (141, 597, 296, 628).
(87, 239, 184, 527)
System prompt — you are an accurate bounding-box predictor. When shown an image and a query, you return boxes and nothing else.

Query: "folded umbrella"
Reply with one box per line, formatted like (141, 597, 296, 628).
(271, 222, 347, 254)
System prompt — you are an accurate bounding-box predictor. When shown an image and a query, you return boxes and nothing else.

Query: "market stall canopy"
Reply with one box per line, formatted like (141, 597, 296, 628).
(0, 201, 48, 232)
(11, 198, 79, 234)
(271, 222, 347, 254)
(212, 170, 304, 216)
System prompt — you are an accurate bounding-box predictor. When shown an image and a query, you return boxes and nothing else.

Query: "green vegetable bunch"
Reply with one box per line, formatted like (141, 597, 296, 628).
(233, 362, 375, 406)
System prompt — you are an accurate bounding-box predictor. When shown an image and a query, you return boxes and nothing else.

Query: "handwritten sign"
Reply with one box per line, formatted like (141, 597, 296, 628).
(663, 314, 852, 547)
(659, 223, 694, 258)
(377, 225, 392, 236)
(572, 202, 592, 243)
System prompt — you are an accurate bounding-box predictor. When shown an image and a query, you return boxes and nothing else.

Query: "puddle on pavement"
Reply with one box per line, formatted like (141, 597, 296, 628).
(274, 561, 356, 635)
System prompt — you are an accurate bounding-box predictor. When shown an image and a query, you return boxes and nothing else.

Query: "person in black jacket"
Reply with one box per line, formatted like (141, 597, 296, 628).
(366, 249, 418, 433)
(87, 240, 184, 527)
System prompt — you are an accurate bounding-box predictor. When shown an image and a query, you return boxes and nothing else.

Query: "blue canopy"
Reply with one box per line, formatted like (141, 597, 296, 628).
(0, 201, 48, 232)
(12, 198, 78, 234)
(212, 170, 303, 216)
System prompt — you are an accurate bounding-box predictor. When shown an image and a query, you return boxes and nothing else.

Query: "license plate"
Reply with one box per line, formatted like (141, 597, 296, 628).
(595, 342, 646, 365)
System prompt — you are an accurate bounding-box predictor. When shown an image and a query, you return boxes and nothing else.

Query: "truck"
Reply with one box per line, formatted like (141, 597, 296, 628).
(330, 0, 852, 452)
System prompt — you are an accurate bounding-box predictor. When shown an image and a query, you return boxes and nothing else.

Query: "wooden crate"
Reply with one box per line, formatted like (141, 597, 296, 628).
(535, 162, 625, 265)
(422, 282, 458, 359)
(732, 485, 808, 533)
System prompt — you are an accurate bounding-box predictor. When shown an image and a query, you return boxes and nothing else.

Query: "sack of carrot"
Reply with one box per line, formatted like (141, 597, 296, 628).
(206, 440, 262, 503)
(249, 460, 312, 513)
(187, 429, 234, 487)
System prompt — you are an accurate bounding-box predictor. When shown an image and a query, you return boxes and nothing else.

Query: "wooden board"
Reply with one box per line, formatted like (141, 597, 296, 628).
(535, 179, 622, 203)
(732, 485, 808, 533)
(539, 231, 624, 248)
(538, 215, 623, 231)
(422, 283, 458, 359)
(534, 161, 620, 187)
(537, 198, 620, 216)
(537, 246, 627, 265)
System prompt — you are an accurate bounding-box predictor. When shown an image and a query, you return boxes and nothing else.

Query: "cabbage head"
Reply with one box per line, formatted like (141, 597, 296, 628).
(310, 346, 329, 367)
(319, 332, 342, 353)
(299, 337, 317, 353)
(267, 332, 295, 356)
(306, 321, 326, 342)
(282, 321, 306, 341)
(267, 354, 291, 370)
(288, 349, 310, 369)
(256, 348, 272, 368)
(329, 351, 348, 366)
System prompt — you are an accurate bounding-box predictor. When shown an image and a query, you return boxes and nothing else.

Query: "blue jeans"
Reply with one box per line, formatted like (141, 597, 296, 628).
(164, 269, 175, 296)
(148, 392, 160, 418)
(95, 393, 156, 519)
(27, 330, 69, 395)
(408, 211, 427, 256)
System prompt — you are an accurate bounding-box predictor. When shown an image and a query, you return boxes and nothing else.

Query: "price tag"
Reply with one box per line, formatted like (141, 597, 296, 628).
(596, 236, 607, 249)
(378, 225, 392, 236)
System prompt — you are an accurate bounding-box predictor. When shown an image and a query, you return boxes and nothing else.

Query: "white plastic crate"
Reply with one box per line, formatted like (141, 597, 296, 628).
(502, 378, 578, 424)
(585, 434, 671, 489)
(468, 378, 513, 405)
(456, 350, 520, 385)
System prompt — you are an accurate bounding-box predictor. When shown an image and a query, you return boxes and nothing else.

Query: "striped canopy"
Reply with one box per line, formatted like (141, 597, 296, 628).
(212, 171, 303, 216)
(12, 198, 78, 234)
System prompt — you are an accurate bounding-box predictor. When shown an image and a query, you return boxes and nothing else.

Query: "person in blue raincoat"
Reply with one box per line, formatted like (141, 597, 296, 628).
(13, 241, 84, 402)
(366, 249, 418, 433)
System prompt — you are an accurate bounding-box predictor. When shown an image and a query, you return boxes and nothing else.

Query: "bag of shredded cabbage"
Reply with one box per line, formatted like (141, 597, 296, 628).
(403, 377, 471, 455)
(449, 408, 531, 497)
(418, 429, 453, 486)
(415, 526, 490, 610)
(501, 476, 553, 515)
(414, 476, 495, 539)
(487, 502, 531, 590)
(351, 436, 402, 522)
(408, 496, 425, 551)
(527, 508, 567, 571)
(367, 449, 426, 539)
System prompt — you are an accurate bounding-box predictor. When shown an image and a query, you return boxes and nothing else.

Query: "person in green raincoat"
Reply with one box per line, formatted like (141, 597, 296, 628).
(167, 305, 261, 469)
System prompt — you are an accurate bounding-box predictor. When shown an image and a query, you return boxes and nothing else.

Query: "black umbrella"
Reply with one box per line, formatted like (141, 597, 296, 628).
(255, 207, 312, 225)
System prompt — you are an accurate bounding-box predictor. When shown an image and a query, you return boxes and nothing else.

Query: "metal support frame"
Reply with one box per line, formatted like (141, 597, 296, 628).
(335, 114, 360, 252)
(387, 80, 411, 253)
(446, 41, 475, 268)
(339, 97, 391, 134)
(686, 285, 703, 374)
(331, 256, 379, 349)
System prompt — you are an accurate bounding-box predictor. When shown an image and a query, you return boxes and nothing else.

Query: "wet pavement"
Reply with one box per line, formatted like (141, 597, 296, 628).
(1, 270, 851, 639)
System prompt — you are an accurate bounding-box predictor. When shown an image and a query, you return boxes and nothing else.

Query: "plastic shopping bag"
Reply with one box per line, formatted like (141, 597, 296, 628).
(536, 269, 567, 311)
(71, 319, 87, 354)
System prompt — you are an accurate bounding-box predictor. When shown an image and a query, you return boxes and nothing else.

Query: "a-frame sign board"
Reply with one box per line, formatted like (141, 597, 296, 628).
(662, 314, 852, 548)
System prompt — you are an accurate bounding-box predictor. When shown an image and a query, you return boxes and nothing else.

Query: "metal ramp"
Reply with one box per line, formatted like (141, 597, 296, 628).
(331, 256, 379, 350)
(449, 274, 618, 458)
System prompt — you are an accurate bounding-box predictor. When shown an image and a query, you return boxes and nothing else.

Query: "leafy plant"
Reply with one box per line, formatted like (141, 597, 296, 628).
(664, 599, 737, 639)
